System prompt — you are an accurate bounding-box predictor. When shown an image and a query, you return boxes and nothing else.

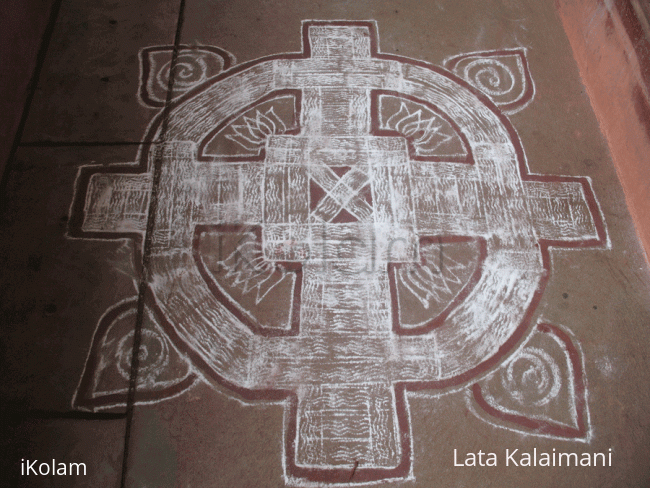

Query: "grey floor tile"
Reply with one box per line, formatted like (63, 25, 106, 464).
(21, 0, 180, 143)
(3, 417, 125, 487)
(1, 146, 142, 411)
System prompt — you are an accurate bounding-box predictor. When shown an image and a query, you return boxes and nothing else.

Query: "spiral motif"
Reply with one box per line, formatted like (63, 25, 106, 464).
(501, 347, 561, 407)
(463, 59, 515, 97)
(156, 54, 210, 92)
(117, 329, 169, 381)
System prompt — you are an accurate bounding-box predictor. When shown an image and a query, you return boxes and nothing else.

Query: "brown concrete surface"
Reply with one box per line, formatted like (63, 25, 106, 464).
(2, 1, 650, 487)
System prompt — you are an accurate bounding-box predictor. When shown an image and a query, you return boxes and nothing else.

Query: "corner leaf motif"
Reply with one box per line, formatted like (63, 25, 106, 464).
(445, 48, 535, 114)
(73, 297, 198, 411)
(469, 322, 590, 441)
(139, 45, 235, 108)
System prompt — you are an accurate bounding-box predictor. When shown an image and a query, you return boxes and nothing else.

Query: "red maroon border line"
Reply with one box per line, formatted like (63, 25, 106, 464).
(146, 283, 295, 407)
(283, 386, 413, 484)
(195, 89, 302, 162)
(471, 322, 588, 439)
(67, 159, 151, 277)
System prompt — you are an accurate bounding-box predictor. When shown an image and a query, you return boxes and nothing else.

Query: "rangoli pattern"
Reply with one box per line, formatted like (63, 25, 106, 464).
(68, 21, 608, 485)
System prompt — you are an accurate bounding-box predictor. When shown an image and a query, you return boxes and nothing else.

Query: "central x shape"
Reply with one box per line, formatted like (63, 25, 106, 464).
(309, 165, 374, 223)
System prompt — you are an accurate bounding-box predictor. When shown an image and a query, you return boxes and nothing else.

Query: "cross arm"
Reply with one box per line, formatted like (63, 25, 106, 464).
(82, 171, 152, 234)
(412, 162, 488, 237)
(523, 179, 604, 243)
(80, 160, 263, 240)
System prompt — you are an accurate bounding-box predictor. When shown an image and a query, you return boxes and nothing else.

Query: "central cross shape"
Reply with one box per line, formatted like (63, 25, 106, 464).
(255, 33, 460, 478)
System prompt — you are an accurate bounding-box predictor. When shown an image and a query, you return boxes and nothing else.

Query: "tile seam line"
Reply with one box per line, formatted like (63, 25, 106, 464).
(5, 410, 126, 422)
(119, 0, 186, 487)
(0, 0, 64, 207)
(19, 141, 151, 148)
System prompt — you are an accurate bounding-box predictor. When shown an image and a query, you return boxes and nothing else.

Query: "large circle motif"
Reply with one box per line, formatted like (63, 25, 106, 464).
(154, 26, 543, 387)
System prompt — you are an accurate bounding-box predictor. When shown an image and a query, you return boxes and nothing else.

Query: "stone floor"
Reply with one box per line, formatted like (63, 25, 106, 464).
(2, 1, 650, 487)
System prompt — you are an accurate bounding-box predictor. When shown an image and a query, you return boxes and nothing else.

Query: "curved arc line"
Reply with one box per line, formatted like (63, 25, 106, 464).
(68, 18, 608, 397)
(443, 48, 535, 112)
(139, 44, 235, 108)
